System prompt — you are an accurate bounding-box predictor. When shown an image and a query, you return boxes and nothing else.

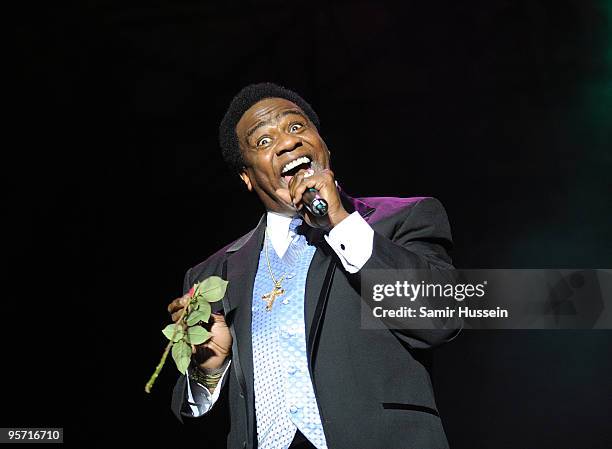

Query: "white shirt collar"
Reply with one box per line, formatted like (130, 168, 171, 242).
(266, 211, 301, 258)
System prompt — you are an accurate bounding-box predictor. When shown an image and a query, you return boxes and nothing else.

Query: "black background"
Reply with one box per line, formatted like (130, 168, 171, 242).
(5, 0, 612, 448)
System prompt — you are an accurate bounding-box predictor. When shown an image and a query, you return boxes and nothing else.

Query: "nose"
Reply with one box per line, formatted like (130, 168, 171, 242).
(275, 132, 302, 157)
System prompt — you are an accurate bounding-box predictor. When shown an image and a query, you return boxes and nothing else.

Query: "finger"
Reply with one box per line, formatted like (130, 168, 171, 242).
(207, 339, 230, 356)
(295, 169, 336, 205)
(167, 298, 181, 314)
(287, 170, 304, 203)
(210, 313, 226, 323)
(315, 169, 336, 196)
(292, 171, 321, 208)
(198, 312, 226, 332)
(288, 169, 311, 206)
(167, 294, 189, 314)
(171, 311, 183, 323)
(202, 341, 218, 357)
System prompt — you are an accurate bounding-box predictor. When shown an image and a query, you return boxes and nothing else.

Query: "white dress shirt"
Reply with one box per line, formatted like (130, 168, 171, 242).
(183, 210, 374, 417)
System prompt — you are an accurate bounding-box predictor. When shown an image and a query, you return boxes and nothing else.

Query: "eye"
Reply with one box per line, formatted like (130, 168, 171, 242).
(289, 122, 304, 133)
(256, 136, 272, 147)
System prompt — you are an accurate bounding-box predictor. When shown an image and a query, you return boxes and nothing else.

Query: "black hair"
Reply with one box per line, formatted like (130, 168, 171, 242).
(219, 82, 321, 173)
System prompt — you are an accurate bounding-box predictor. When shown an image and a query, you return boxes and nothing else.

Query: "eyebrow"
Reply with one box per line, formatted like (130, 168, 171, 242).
(245, 109, 308, 139)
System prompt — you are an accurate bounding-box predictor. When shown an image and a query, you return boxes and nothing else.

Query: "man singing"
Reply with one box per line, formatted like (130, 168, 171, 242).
(167, 82, 459, 449)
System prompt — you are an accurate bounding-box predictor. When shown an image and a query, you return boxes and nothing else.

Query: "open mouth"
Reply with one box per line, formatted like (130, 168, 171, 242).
(280, 156, 312, 184)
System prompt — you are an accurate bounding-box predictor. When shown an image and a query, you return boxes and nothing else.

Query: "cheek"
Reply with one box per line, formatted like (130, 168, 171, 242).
(316, 140, 330, 161)
(250, 155, 278, 184)
(259, 154, 278, 176)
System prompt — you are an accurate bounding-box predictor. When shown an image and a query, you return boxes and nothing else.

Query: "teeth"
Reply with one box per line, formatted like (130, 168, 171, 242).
(281, 156, 311, 174)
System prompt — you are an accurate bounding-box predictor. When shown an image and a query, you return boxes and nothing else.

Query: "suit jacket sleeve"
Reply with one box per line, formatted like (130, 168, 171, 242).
(171, 267, 231, 427)
(359, 197, 461, 349)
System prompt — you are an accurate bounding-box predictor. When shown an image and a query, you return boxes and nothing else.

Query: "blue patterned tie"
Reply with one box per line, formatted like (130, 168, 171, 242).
(251, 217, 328, 449)
(284, 217, 306, 263)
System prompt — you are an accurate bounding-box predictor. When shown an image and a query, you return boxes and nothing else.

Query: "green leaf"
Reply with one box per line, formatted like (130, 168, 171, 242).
(185, 325, 211, 345)
(196, 294, 212, 309)
(196, 276, 228, 303)
(199, 302, 212, 321)
(186, 306, 211, 326)
(193, 280, 205, 296)
(161, 324, 184, 342)
(171, 340, 191, 374)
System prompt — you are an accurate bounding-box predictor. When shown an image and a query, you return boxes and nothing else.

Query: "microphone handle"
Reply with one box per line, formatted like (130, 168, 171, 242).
(303, 187, 328, 217)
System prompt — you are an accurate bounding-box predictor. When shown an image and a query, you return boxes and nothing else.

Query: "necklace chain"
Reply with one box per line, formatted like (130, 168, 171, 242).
(264, 228, 287, 286)
(262, 228, 287, 311)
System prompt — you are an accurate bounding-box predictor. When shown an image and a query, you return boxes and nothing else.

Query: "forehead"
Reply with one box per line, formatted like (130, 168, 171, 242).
(236, 97, 304, 137)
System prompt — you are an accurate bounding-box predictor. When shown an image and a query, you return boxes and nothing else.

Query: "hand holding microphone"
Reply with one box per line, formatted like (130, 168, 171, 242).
(278, 167, 350, 229)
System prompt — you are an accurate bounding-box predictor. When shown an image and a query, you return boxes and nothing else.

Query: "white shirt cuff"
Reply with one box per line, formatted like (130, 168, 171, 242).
(184, 360, 232, 417)
(324, 211, 374, 273)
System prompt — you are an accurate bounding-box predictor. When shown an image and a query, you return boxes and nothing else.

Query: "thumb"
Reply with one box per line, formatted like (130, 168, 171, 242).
(211, 312, 226, 323)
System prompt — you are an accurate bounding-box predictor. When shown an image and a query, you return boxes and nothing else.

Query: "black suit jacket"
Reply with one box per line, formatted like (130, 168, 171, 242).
(172, 193, 459, 449)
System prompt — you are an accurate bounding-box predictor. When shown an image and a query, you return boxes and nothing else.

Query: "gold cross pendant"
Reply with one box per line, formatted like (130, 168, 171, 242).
(262, 284, 285, 312)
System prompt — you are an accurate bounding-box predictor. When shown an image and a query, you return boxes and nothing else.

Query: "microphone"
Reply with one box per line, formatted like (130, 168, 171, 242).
(303, 187, 328, 216)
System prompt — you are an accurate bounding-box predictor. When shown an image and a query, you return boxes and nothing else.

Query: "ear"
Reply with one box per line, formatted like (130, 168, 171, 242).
(239, 169, 253, 191)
